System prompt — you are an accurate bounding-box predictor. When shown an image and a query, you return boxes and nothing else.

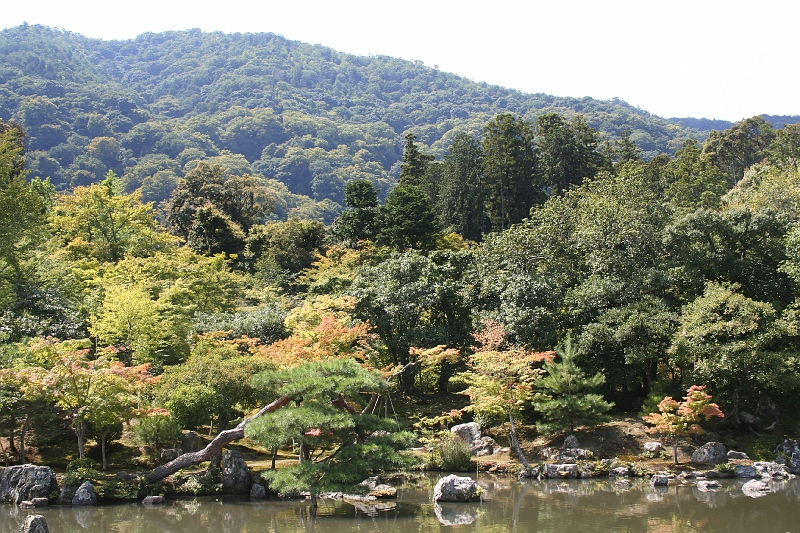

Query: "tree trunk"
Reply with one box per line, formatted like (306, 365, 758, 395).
(508, 412, 530, 470)
(673, 438, 679, 465)
(271, 446, 277, 470)
(144, 395, 291, 483)
(101, 433, 107, 470)
(19, 415, 30, 464)
(76, 420, 86, 459)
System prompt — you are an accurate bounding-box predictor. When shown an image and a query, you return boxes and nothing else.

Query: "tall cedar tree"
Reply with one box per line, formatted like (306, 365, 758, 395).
(481, 114, 542, 231)
(399, 133, 434, 186)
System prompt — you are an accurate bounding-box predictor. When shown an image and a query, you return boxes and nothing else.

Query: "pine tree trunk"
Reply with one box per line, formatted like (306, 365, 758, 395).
(508, 412, 530, 470)
(101, 433, 107, 470)
(19, 415, 29, 464)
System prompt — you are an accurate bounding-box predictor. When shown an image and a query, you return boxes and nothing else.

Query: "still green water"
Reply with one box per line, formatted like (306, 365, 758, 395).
(3, 474, 799, 533)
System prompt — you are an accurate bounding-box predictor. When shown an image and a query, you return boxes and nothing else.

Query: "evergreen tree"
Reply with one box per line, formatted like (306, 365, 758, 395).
(437, 133, 486, 241)
(399, 133, 434, 186)
(532, 335, 613, 433)
(330, 180, 379, 246)
(246, 358, 415, 508)
(481, 114, 542, 231)
(376, 184, 438, 250)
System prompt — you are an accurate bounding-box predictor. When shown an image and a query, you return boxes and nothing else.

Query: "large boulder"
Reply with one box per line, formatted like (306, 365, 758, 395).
(433, 475, 482, 502)
(753, 461, 793, 479)
(774, 439, 800, 473)
(470, 436, 496, 457)
(644, 442, 664, 454)
(221, 450, 252, 494)
(182, 431, 204, 454)
(650, 474, 669, 487)
(250, 483, 267, 499)
(563, 435, 580, 449)
(543, 464, 579, 479)
(0, 464, 58, 504)
(72, 480, 97, 506)
(22, 515, 50, 533)
(450, 423, 481, 444)
(691, 442, 727, 465)
(160, 448, 181, 464)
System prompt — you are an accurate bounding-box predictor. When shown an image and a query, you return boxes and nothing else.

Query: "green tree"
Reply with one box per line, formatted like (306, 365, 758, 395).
(0, 121, 47, 306)
(50, 171, 173, 263)
(159, 335, 273, 431)
(703, 116, 776, 185)
(399, 132, 434, 186)
(536, 112, 604, 194)
(330, 180, 379, 246)
(481, 114, 541, 231)
(532, 335, 613, 434)
(376, 184, 438, 251)
(246, 358, 415, 508)
(436, 133, 486, 241)
(349, 249, 477, 393)
(669, 282, 785, 421)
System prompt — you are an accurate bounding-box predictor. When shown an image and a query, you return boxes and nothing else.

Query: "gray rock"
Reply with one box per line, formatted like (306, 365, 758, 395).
(609, 466, 631, 478)
(370, 484, 397, 498)
(563, 435, 580, 449)
(470, 436, 495, 457)
(250, 483, 267, 499)
(543, 464, 578, 479)
(450, 423, 481, 444)
(115, 471, 138, 482)
(644, 442, 664, 453)
(696, 480, 721, 491)
(691, 442, 727, 465)
(650, 474, 669, 487)
(0, 464, 58, 504)
(735, 465, 758, 478)
(22, 515, 50, 533)
(221, 450, 251, 495)
(727, 450, 749, 460)
(742, 479, 770, 497)
(359, 476, 380, 490)
(72, 481, 97, 506)
(160, 448, 181, 464)
(540, 446, 592, 463)
(433, 475, 482, 502)
(19, 497, 49, 509)
(182, 431, 203, 454)
(773, 439, 800, 474)
(58, 485, 76, 505)
(142, 495, 165, 504)
(754, 461, 792, 479)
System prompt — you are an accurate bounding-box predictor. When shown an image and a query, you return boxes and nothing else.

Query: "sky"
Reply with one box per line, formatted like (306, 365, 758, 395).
(2, 0, 798, 122)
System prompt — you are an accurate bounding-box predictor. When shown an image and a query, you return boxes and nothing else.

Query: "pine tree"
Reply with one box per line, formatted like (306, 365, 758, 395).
(532, 335, 613, 434)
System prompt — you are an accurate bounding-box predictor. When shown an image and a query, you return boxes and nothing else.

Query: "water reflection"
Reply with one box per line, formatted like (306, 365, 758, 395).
(1, 474, 799, 533)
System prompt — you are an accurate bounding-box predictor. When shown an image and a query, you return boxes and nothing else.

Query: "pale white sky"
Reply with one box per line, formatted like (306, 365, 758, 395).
(2, 0, 797, 122)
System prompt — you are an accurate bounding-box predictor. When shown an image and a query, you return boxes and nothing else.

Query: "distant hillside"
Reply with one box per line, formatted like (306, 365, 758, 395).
(1, 24, 796, 219)
(667, 115, 800, 132)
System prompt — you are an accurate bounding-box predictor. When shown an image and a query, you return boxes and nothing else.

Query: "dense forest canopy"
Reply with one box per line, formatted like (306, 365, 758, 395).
(2, 23, 800, 491)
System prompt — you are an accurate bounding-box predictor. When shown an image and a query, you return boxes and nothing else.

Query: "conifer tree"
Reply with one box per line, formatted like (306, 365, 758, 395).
(532, 335, 613, 434)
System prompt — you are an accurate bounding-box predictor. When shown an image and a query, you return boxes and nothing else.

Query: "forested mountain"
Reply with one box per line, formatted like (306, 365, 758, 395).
(6, 23, 796, 221)
(3, 22, 800, 481)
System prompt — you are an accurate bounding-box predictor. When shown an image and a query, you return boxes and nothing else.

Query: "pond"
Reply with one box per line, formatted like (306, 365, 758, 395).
(2, 474, 800, 533)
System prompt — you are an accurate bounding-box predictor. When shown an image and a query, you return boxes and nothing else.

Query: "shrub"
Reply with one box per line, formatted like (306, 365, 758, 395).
(432, 433, 472, 472)
(64, 458, 102, 486)
(134, 410, 182, 449)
